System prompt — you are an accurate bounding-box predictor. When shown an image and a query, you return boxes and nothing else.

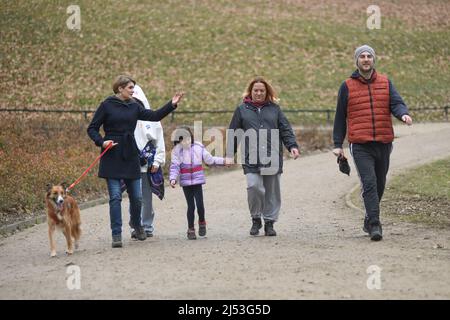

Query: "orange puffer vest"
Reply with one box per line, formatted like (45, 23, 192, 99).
(346, 71, 393, 143)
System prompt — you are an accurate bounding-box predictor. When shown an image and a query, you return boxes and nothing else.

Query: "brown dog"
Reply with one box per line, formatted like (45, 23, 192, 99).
(45, 184, 81, 257)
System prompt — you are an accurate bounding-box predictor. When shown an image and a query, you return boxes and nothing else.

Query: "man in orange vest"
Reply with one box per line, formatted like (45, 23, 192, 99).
(333, 45, 413, 241)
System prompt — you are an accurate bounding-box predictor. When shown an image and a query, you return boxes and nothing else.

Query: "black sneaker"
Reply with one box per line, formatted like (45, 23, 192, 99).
(250, 218, 262, 236)
(264, 221, 277, 236)
(131, 230, 137, 240)
(199, 221, 207, 237)
(145, 231, 153, 237)
(134, 226, 147, 241)
(369, 223, 383, 241)
(112, 235, 122, 248)
(187, 228, 197, 240)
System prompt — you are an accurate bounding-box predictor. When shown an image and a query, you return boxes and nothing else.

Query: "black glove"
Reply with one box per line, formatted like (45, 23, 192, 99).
(337, 154, 350, 176)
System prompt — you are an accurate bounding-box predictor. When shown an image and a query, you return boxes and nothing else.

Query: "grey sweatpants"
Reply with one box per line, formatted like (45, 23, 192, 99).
(246, 173, 281, 222)
(130, 172, 156, 234)
(140, 172, 155, 233)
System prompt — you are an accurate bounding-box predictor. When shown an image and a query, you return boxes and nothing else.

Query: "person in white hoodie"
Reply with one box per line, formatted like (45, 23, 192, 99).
(130, 84, 166, 238)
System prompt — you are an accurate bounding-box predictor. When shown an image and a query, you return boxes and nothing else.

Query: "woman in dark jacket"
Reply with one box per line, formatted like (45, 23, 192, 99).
(227, 77, 299, 237)
(87, 75, 183, 248)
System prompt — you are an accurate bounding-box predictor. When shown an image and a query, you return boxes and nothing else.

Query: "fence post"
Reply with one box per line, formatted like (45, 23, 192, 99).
(326, 110, 330, 124)
(445, 106, 449, 122)
(171, 111, 175, 123)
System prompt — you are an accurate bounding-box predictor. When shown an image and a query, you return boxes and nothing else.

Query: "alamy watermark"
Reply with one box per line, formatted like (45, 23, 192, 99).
(366, 265, 382, 290)
(66, 264, 81, 290)
(367, 5, 381, 30)
(66, 5, 81, 31)
(170, 121, 282, 175)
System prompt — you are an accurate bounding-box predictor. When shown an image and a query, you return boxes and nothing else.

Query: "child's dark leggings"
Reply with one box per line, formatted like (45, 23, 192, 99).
(182, 184, 205, 229)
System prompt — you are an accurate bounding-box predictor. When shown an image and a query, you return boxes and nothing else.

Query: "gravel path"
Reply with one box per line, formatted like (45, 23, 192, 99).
(1, 123, 449, 299)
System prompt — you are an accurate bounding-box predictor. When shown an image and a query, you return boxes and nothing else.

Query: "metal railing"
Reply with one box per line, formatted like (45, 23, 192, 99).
(166, 109, 338, 123)
(0, 106, 448, 123)
(0, 108, 94, 119)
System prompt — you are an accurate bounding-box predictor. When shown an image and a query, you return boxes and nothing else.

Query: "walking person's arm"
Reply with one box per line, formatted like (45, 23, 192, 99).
(278, 109, 300, 159)
(226, 107, 242, 161)
(389, 80, 412, 125)
(87, 102, 117, 149)
(151, 124, 166, 173)
(202, 145, 225, 166)
(138, 93, 184, 122)
(169, 147, 181, 188)
(332, 82, 349, 157)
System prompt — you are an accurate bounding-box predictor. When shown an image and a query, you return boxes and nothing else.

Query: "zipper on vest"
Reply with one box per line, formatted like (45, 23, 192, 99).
(367, 81, 376, 141)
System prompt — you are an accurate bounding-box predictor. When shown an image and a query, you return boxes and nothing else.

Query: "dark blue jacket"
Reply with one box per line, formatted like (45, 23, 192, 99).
(227, 101, 298, 175)
(87, 96, 176, 179)
(333, 70, 409, 148)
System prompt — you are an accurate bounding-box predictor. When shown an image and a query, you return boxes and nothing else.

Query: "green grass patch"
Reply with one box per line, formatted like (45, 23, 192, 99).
(351, 157, 450, 228)
(1, 0, 449, 117)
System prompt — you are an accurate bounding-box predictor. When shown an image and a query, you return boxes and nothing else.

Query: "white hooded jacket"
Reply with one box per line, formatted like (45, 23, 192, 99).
(132, 84, 166, 173)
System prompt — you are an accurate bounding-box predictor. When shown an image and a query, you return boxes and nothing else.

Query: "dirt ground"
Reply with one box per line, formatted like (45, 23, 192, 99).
(0, 123, 449, 299)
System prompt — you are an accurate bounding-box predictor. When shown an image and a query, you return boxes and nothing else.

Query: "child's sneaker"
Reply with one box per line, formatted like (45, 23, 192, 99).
(187, 228, 197, 240)
(199, 221, 207, 237)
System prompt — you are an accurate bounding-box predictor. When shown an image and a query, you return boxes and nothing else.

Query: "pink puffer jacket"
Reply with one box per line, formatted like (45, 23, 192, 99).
(169, 142, 224, 187)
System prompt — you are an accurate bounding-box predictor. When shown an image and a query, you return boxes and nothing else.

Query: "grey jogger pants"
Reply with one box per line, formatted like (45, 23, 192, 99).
(141, 172, 155, 233)
(246, 173, 281, 222)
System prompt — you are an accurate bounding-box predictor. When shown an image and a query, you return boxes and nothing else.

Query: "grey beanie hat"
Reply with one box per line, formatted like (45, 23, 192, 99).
(354, 45, 376, 67)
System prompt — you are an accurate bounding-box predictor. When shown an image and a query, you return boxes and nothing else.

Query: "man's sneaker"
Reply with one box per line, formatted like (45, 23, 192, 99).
(369, 223, 383, 241)
(112, 235, 123, 248)
(187, 228, 197, 240)
(131, 230, 149, 239)
(264, 221, 277, 236)
(250, 218, 262, 236)
(134, 225, 147, 241)
(199, 221, 207, 237)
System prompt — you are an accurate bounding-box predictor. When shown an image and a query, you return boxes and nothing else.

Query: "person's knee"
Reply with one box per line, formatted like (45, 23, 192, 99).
(109, 193, 122, 205)
(247, 180, 263, 193)
(186, 198, 196, 210)
(130, 195, 142, 206)
(361, 178, 377, 193)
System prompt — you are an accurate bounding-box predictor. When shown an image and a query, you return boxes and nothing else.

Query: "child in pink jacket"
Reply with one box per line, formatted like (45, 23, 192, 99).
(169, 127, 227, 239)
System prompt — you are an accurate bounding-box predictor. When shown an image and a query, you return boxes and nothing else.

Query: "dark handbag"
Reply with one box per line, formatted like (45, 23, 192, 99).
(147, 167, 165, 200)
(141, 141, 165, 200)
(139, 141, 155, 166)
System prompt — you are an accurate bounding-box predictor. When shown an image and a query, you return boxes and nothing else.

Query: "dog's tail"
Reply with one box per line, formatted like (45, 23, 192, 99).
(69, 197, 82, 241)
(72, 223, 82, 241)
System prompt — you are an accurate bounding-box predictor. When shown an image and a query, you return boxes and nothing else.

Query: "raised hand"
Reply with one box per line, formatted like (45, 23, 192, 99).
(172, 92, 185, 106)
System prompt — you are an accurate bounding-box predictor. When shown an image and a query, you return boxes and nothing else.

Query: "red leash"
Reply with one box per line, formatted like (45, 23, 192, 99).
(66, 142, 113, 192)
